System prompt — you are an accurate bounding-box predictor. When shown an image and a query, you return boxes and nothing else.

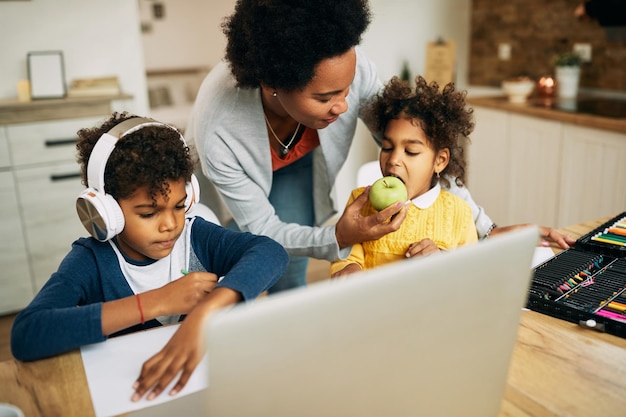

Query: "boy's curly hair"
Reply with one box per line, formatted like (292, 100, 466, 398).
(76, 112, 194, 205)
(361, 76, 474, 188)
(223, 0, 371, 90)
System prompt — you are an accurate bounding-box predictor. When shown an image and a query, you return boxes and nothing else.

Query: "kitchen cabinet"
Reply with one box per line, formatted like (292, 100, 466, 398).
(465, 107, 510, 225)
(507, 114, 562, 227)
(9, 119, 94, 292)
(559, 125, 626, 227)
(467, 105, 626, 230)
(0, 95, 131, 314)
(0, 127, 10, 167)
(0, 127, 32, 314)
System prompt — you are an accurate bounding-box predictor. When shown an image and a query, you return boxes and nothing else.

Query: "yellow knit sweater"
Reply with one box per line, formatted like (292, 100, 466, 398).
(330, 186, 478, 275)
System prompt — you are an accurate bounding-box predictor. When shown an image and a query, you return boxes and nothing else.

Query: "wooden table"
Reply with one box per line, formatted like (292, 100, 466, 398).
(498, 215, 626, 417)
(2, 216, 626, 417)
(0, 350, 93, 417)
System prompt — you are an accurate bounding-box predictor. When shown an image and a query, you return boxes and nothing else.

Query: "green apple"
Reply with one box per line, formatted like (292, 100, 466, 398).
(369, 176, 408, 211)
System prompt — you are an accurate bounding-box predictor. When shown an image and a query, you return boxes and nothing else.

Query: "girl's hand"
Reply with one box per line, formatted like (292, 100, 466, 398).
(335, 187, 407, 249)
(331, 263, 362, 278)
(405, 239, 440, 258)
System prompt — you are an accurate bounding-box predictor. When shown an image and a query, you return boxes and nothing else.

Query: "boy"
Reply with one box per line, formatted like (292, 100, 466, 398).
(11, 112, 288, 399)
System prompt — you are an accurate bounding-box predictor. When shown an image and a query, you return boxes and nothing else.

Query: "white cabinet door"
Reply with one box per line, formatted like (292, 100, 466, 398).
(466, 107, 511, 225)
(0, 171, 33, 314)
(6, 117, 100, 297)
(559, 125, 626, 227)
(467, 105, 625, 231)
(2, 114, 113, 313)
(508, 114, 563, 227)
(0, 127, 10, 168)
(14, 161, 87, 292)
(7, 117, 99, 167)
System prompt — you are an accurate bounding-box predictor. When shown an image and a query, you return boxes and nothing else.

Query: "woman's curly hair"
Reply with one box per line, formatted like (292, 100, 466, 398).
(362, 76, 474, 188)
(223, 0, 371, 90)
(76, 112, 194, 205)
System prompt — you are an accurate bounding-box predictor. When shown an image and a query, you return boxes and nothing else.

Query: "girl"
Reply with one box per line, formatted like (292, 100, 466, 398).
(331, 76, 477, 276)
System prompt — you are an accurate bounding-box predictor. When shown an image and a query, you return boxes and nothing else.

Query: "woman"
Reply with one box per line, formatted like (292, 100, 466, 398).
(186, 0, 574, 293)
(133, 0, 575, 401)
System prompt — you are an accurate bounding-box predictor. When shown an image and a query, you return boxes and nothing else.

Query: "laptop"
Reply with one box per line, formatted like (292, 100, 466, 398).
(202, 226, 538, 417)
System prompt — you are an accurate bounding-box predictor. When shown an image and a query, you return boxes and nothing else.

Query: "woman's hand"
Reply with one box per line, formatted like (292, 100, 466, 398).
(131, 287, 240, 402)
(537, 225, 576, 249)
(489, 224, 575, 249)
(405, 239, 440, 258)
(330, 263, 362, 278)
(335, 187, 407, 249)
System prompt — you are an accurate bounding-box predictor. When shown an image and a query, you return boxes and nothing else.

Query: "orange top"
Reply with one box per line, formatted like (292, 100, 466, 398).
(271, 127, 320, 171)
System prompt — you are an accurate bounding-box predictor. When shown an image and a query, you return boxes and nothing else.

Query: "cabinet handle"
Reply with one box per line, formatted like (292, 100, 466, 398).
(45, 138, 77, 147)
(50, 172, 81, 182)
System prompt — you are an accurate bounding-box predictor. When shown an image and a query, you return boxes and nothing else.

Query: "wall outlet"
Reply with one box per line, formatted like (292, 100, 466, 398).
(573, 43, 592, 62)
(498, 43, 511, 60)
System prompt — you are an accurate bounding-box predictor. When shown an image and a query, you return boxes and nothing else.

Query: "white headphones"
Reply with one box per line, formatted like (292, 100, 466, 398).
(76, 117, 200, 242)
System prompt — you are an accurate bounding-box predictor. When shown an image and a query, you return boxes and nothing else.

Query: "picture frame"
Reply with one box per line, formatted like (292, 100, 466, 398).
(27, 51, 67, 99)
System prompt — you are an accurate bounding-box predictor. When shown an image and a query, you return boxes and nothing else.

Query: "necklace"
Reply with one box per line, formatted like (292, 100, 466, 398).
(264, 113, 301, 157)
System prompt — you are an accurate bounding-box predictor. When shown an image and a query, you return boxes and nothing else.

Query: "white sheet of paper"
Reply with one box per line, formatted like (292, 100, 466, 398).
(80, 324, 208, 417)
(532, 246, 555, 268)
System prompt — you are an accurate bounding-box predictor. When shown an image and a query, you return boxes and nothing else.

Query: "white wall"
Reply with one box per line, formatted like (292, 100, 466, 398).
(138, 0, 471, 86)
(0, 0, 149, 115)
(139, 0, 235, 71)
(363, 0, 470, 89)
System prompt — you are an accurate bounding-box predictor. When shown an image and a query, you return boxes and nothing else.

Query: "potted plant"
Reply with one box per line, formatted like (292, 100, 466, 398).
(553, 51, 583, 99)
(553, 51, 583, 67)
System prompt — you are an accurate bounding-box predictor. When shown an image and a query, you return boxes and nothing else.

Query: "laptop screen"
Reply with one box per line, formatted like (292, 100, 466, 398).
(203, 226, 538, 417)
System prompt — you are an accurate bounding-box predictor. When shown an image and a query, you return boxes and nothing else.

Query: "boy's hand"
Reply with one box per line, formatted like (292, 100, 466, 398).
(132, 287, 240, 402)
(131, 310, 206, 402)
(155, 272, 219, 315)
(405, 239, 440, 258)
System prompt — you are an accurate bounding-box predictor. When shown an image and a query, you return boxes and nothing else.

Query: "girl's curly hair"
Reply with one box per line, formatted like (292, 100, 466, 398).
(362, 76, 474, 188)
(223, 0, 371, 90)
(76, 112, 194, 205)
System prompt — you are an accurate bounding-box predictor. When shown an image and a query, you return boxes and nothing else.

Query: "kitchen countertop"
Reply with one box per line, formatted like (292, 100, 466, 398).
(467, 95, 626, 134)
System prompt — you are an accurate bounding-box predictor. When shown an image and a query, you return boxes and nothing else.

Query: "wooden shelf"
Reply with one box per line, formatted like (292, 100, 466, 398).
(0, 94, 133, 125)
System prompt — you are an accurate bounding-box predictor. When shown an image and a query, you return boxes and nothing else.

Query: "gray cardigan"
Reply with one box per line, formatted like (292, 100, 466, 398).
(187, 47, 493, 262)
